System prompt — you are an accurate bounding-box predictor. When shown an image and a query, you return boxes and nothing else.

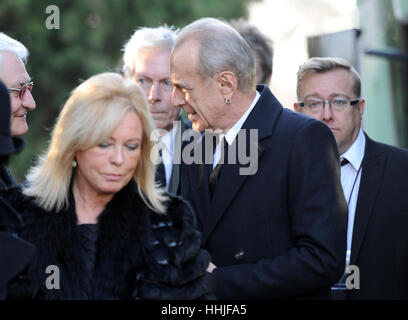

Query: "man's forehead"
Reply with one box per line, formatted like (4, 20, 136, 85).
(134, 47, 170, 70)
(172, 38, 199, 61)
(0, 51, 30, 86)
(301, 71, 354, 93)
(170, 72, 183, 87)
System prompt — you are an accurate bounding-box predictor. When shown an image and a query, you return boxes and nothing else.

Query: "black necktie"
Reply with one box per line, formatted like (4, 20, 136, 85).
(155, 149, 166, 188)
(167, 163, 179, 194)
(209, 163, 222, 198)
(209, 136, 226, 198)
(341, 158, 349, 167)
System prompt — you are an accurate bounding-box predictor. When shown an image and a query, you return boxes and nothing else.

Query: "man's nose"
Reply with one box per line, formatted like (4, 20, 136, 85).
(171, 87, 186, 109)
(322, 102, 333, 121)
(23, 90, 36, 110)
(148, 82, 160, 103)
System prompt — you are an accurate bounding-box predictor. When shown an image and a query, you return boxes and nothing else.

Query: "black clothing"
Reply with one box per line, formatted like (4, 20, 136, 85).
(5, 181, 215, 300)
(0, 232, 35, 299)
(0, 185, 35, 300)
(0, 165, 16, 189)
(346, 134, 408, 299)
(180, 85, 347, 299)
(77, 224, 99, 299)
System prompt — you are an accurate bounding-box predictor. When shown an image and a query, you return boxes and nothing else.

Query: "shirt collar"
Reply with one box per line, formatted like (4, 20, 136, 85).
(222, 91, 261, 146)
(341, 128, 365, 171)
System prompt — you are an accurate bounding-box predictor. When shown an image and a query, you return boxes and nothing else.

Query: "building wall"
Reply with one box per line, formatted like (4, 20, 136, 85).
(358, 0, 405, 147)
(247, 0, 357, 109)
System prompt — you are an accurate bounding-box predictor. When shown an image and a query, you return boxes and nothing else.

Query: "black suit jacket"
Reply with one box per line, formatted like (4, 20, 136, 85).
(1, 185, 35, 300)
(180, 85, 348, 299)
(347, 134, 408, 299)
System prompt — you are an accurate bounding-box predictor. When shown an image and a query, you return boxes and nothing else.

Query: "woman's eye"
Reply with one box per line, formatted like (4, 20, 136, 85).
(126, 144, 139, 150)
(98, 143, 110, 148)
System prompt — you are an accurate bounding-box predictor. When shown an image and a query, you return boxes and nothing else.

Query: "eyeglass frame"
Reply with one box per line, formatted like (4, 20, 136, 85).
(8, 81, 34, 100)
(298, 96, 361, 112)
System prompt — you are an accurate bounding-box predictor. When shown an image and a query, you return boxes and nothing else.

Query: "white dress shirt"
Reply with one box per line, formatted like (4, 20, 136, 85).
(160, 122, 179, 186)
(340, 128, 365, 266)
(213, 91, 261, 168)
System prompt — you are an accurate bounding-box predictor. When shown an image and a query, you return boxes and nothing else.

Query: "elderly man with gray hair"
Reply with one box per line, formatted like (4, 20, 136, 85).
(0, 32, 36, 187)
(173, 17, 347, 299)
(122, 25, 190, 194)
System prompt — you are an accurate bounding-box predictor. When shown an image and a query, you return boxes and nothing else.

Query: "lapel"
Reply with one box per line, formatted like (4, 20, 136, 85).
(185, 132, 212, 231)
(201, 85, 283, 243)
(180, 130, 210, 231)
(168, 117, 192, 195)
(350, 134, 387, 264)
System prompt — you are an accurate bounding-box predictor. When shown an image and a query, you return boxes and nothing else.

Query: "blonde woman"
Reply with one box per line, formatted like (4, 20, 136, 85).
(6, 73, 214, 300)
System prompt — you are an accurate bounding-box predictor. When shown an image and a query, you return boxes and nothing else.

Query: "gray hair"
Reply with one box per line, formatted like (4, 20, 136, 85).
(122, 25, 179, 78)
(174, 17, 255, 93)
(296, 57, 361, 100)
(0, 32, 29, 68)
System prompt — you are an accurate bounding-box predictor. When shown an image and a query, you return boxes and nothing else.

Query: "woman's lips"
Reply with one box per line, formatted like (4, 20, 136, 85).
(103, 174, 123, 181)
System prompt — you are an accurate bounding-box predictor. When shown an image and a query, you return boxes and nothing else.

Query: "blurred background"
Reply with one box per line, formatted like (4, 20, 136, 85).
(1, 0, 407, 181)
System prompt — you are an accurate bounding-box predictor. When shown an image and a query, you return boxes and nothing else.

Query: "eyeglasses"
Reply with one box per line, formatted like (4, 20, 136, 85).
(298, 97, 360, 113)
(8, 81, 34, 99)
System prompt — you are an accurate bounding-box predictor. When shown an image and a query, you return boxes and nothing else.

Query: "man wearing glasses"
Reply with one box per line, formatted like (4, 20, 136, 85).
(0, 32, 36, 188)
(122, 26, 189, 194)
(294, 57, 408, 299)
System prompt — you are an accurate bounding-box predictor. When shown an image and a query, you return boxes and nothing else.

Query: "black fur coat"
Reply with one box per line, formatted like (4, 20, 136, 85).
(3, 181, 215, 300)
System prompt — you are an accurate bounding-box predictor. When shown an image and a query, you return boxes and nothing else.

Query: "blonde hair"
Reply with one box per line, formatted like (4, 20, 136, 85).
(24, 72, 167, 213)
(296, 57, 361, 100)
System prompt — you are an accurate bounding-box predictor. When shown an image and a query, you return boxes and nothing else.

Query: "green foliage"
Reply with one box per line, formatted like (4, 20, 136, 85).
(0, 0, 259, 181)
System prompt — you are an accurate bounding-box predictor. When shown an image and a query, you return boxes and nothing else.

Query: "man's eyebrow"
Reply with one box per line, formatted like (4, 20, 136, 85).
(303, 93, 320, 99)
(303, 92, 349, 99)
(10, 78, 31, 87)
(172, 80, 190, 90)
(171, 81, 183, 88)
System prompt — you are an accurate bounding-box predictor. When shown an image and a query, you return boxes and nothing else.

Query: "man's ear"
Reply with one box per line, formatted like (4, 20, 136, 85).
(216, 71, 237, 100)
(293, 102, 299, 112)
(358, 98, 366, 118)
